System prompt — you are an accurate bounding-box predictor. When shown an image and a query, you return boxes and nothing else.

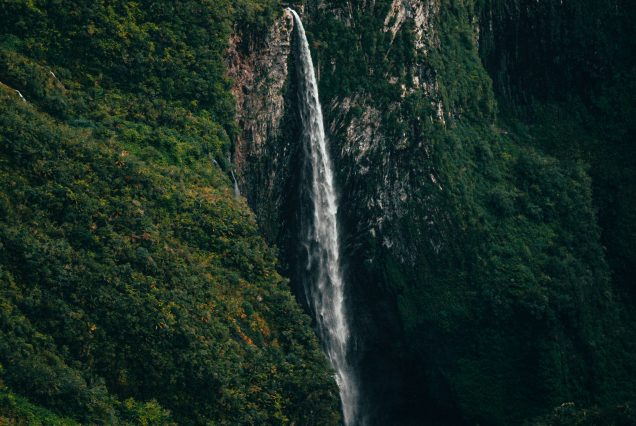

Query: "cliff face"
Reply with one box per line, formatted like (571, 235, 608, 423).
(228, 13, 294, 241)
(230, 5, 450, 418)
(232, 0, 635, 424)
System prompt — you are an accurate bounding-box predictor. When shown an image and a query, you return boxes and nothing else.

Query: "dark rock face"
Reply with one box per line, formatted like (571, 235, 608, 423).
(231, 1, 635, 424)
(227, 13, 296, 242)
(228, 12, 308, 311)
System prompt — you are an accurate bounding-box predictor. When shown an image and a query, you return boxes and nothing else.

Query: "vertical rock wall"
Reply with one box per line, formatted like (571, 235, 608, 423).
(227, 12, 296, 242)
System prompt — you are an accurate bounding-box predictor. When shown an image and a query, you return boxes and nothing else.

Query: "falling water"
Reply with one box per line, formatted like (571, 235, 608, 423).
(14, 90, 26, 102)
(287, 8, 359, 425)
(230, 169, 241, 198)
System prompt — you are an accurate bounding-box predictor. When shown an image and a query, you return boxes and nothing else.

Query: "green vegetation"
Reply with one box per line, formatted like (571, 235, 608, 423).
(529, 402, 634, 426)
(478, 0, 636, 306)
(0, 384, 79, 426)
(1, 0, 633, 424)
(0, 0, 340, 424)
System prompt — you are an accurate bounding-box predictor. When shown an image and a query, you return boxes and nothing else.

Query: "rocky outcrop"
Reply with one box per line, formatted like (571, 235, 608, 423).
(227, 11, 296, 240)
(384, 0, 439, 55)
(327, 0, 446, 267)
(227, 13, 292, 177)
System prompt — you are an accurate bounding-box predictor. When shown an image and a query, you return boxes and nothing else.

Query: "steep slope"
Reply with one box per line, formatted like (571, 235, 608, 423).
(479, 0, 636, 331)
(233, 1, 635, 424)
(0, 1, 340, 424)
(477, 2, 636, 421)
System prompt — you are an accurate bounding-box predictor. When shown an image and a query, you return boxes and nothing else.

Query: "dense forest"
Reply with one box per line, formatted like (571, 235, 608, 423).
(0, 1, 340, 424)
(1, 0, 635, 425)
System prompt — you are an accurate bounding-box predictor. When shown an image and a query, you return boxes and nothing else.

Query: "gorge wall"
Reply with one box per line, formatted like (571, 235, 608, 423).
(231, 0, 636, 424)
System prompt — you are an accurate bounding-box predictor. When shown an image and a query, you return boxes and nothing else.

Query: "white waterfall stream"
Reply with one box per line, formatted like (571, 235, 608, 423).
(287, 8, 359, 425)
(230, 169, 241, 198)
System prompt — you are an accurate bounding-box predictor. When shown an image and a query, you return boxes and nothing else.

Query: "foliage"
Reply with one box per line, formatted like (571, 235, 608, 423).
(0, 384, 79, 426)
(528, 402, 635, 426)
(0, 0, 340, 424)
(478, 0, 636, 415)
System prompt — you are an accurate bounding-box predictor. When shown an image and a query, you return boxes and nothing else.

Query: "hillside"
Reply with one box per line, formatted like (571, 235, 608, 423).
(0, 1, 339, 424)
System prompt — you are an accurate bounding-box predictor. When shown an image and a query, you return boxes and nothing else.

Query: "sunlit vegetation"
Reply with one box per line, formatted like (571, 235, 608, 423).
(0, 1, 340, 424)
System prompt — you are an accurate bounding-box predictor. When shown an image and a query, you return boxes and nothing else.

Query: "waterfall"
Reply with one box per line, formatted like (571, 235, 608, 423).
(230, 169, 241, 198)
(14, 89, 26, 102)
(288, 9, 359, 425)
